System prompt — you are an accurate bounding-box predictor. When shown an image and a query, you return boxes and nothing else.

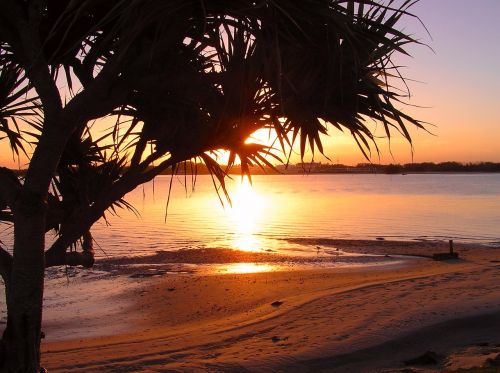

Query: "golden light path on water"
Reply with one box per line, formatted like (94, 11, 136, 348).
(228, 177, 266, 253)
(218, 263, 277, 274)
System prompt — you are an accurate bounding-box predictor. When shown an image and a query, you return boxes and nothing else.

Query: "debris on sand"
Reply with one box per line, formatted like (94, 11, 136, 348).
(485, 353, 500, 367)
(404, 351, 440, 366)
(271, 336, 289, 343)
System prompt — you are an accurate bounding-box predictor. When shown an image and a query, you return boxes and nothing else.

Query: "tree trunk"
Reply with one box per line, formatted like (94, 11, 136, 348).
(2, 193, 47, 372)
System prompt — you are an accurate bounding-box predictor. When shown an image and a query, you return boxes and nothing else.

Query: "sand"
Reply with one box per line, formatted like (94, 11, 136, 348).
(38, 240, 500, 372)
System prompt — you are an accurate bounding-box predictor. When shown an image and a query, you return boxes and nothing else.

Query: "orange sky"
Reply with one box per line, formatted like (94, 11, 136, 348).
(1, 0, 499, 168)
(311, 0, 500, 165)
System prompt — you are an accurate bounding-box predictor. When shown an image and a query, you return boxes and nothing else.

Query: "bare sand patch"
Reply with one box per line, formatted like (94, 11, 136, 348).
(40, 240, 500, 372)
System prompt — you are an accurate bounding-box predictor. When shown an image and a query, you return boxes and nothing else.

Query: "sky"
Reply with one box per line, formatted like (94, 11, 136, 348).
(1, 0, 499, 167)
(321, 0, 500, 165)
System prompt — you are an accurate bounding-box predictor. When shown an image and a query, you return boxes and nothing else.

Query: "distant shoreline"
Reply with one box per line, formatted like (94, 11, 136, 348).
(5, 161, 500, 176)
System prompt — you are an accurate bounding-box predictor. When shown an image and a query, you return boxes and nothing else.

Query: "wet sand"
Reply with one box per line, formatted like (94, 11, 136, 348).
(39, 240, 500, 372)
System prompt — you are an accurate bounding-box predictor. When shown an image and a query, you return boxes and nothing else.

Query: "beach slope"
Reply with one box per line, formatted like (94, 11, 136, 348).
(41, 242, 500, 372)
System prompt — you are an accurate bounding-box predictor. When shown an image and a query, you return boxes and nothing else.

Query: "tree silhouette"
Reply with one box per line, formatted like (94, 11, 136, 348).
(0, 1, 425, 370)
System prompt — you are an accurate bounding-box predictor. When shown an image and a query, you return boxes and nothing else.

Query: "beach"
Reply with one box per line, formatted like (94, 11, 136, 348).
(2, 1, 500, 371)
(37, 240, 500, 372)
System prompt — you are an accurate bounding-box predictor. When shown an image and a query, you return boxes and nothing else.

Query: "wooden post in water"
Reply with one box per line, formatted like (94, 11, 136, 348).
(433, 239, 458, 260)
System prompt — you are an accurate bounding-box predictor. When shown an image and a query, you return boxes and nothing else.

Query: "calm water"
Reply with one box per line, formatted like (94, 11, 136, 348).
(3, 173, 497, 325)
(77, 173, 500, 258)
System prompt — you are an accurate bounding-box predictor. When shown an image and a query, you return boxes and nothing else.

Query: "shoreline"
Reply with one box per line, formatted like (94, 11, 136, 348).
(38, 239, 500, 372)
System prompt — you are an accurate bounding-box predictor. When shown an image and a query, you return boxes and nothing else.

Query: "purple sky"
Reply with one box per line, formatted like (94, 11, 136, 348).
(321, 0, 500, 164)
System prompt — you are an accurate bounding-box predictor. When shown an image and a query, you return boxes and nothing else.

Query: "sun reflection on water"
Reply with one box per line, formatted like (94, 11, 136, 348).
(234, 234, 261, 252)
(219, 262, 276, 274)
(229, 177, 266, 252)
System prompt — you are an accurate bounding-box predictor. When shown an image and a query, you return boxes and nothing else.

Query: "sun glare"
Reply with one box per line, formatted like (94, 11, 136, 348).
(229, 177, 266, 252)
(220, 263, 276, 274)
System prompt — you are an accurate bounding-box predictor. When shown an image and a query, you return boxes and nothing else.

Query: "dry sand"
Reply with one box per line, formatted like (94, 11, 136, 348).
(39, 240, 500, 372)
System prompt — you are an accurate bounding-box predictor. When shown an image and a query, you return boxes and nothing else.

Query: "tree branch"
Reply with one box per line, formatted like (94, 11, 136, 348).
(44, 156, 181, 267)
(0, 0, 62, 121)
(0, 245, 12, 287)
(45, 231, 94, 268)
(0, 167, 21, 210)
(130, 137, 148, 169)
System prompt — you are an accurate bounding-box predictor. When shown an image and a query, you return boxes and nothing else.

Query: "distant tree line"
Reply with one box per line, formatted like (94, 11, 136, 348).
(369, 162, 500, 174)
(7, 161, 500, 177)
(280, 161, 500, 174)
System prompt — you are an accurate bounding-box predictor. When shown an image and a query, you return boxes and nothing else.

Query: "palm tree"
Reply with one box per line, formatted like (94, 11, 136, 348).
(0, 1, 425, 370)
